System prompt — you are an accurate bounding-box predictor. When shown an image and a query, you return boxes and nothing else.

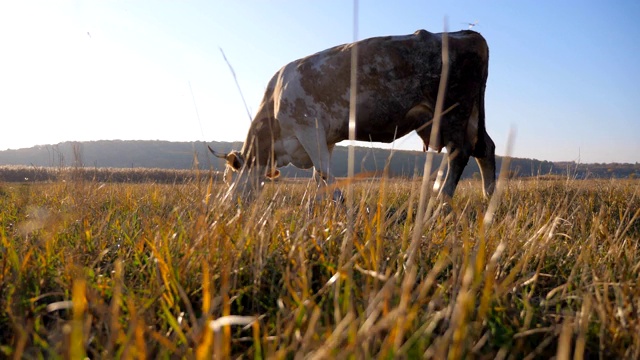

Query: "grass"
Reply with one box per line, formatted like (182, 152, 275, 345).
(1, 175, 639, 358)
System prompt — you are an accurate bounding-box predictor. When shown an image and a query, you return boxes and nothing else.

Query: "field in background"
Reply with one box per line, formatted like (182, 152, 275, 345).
(1, 176, 639, 358)
(0, 165, 222, 184)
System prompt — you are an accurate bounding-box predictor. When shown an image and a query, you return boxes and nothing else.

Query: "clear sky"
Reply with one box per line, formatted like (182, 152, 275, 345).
(1, 1, 639, 163)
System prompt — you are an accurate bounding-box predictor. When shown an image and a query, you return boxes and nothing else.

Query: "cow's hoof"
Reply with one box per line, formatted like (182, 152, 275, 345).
(440, 201, 453, 215)
(332, 189, 345, 204)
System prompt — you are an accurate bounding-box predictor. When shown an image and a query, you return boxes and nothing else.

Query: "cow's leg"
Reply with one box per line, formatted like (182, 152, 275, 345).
(440, 144, 472, 199)
(473, 129, 496, 199)
(294, 125, 343, 202)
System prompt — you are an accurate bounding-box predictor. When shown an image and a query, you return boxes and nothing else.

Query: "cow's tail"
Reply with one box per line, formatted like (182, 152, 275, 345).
(472, 45, 490, 158)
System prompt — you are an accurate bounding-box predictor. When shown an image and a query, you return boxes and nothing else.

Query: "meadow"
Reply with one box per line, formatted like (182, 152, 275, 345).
(1, 173, 639, 359)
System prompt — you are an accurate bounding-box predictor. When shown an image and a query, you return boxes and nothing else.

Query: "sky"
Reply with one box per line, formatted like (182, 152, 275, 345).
(1, 1, 639, 164)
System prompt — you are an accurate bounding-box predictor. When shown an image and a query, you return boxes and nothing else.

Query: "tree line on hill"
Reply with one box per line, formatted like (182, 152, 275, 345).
(0, 140, 637, 182)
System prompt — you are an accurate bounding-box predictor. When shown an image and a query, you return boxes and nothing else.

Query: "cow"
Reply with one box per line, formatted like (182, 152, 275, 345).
(211, 29, 495, 202)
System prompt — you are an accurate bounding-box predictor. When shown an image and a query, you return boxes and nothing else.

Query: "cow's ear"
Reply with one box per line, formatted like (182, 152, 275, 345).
(266, 169, 280, 179)
(226, 152, 244, 171)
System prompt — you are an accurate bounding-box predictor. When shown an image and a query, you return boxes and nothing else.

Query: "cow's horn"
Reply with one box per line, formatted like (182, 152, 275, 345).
(208, 145, 228, 159)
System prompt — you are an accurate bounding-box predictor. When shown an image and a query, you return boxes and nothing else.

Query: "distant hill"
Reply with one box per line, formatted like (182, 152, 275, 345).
(0, 140, 240, 170)
(0, 140, 638, 179)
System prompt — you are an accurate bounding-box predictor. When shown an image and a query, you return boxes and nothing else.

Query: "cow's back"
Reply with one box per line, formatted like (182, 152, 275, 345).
(261, 30, 489, 145)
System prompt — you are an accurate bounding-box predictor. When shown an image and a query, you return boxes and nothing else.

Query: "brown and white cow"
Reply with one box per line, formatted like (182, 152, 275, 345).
(211, 29, 495, 201)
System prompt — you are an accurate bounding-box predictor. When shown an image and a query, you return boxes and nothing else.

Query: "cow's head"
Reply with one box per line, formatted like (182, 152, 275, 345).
(209, 146, 280, 201)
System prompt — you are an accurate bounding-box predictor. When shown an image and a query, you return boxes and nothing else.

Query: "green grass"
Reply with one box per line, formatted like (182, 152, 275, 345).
(1, 176, 639, 358)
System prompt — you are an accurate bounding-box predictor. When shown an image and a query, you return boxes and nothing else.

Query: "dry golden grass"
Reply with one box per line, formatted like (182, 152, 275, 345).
(1, 176, 639, 358)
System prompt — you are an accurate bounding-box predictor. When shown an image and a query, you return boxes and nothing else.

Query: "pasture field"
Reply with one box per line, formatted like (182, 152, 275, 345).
(1, 176, 639, 358)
